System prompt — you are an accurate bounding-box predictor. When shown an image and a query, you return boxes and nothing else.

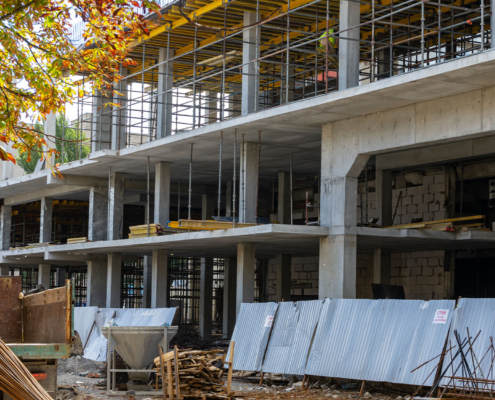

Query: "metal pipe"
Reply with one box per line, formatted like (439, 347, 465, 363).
(255, 131, 261, 224)
(233, 130, 237, 228)
(218, 132, 223, 219)
(286, 0, 291, 104)
(421, 0, 425, 66)
(178, 178, 181, 220)
(372, 0, 376, 82)
(188, 144, 193, 220)
(365, 166, 368, 223)
(241, 134, 245, 223)
(290, 155, 293, 225)
(147, 156, 150, 237)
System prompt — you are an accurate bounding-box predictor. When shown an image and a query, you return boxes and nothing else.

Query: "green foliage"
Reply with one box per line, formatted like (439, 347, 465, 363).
(16, 115, 90, 174)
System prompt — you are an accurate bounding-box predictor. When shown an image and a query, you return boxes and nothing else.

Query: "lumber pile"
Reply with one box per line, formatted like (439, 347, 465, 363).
(154, 347, 233, 399)
(384, 215, 488, 232)
(67, 237, 88, 244)
(128, 224, 165, 238)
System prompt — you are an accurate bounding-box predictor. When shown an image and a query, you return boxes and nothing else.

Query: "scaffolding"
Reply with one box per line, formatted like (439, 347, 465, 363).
(63, 0, 492, 156)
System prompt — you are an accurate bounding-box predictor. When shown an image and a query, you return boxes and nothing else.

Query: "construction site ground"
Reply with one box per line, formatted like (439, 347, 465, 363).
(56, 356, 413, 400)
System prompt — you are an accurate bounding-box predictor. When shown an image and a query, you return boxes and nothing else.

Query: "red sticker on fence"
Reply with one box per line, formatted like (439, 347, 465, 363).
(433, 309, 449, 324)
(264, 315, 274, 327)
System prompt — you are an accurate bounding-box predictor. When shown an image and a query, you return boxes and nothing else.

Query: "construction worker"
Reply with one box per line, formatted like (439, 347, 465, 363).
(317, 29, 339, 69)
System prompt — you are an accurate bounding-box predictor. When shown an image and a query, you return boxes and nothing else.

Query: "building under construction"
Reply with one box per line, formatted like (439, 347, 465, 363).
(2, 0, 495, 339)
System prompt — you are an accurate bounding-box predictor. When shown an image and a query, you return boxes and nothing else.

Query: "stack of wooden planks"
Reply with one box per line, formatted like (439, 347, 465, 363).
(67, 237, 88, 244)
(384, 215, 488, 232)
(128, 224, 165, 238)
(154, 344, 235, 399)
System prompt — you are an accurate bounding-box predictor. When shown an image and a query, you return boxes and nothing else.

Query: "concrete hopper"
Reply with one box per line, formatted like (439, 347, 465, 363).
(103, 325, 177, 373)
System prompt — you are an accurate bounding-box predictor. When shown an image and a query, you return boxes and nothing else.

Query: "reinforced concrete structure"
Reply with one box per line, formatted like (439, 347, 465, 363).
(2, 0, 495, 338)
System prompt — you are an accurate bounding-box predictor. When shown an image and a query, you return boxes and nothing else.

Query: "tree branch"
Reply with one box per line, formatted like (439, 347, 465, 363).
(0, 1, 37, 22)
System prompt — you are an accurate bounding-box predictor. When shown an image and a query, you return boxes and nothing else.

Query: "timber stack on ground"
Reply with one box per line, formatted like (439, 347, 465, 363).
(154, 348, 232, 399)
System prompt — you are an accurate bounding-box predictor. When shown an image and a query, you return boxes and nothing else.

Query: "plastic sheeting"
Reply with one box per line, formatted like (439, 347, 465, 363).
(226, 302, 279, 372)
(305, 299, 455, 385)
(76, 307, 177, 362)
(262, 300, 323, 375)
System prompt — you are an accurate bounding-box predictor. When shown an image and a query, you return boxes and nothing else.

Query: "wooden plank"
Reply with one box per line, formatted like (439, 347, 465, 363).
(159, 345, 168, 399)
(384, 215, 484, 229)
(167, 359, 174, 399)
(0, 277, 22, 342)
(227, 341, 235, 395)
(174, 346, 181, 399)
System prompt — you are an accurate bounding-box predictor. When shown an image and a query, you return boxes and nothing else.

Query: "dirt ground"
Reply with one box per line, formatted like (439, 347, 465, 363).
(56, 356, 415, 400)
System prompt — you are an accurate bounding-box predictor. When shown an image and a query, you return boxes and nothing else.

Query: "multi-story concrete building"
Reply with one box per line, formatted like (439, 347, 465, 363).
(1, 0, 495, 338)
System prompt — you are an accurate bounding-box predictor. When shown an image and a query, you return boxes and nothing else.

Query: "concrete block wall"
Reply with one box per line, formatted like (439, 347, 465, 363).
(267, 256, 319, 301)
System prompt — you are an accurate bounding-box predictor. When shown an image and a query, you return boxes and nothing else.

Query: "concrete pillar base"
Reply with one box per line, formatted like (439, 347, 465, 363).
(237, 242, 255, 315)
(151, 249, 168, 308)
(199, 258, 213, 340)
(87, 257, 107, 307)
(275, 254, 291, 302)
(106, 253, 122, 308)
(38, 263, 51, 289)
(373, 249, 391, 285)
(223, 257, 237, 339)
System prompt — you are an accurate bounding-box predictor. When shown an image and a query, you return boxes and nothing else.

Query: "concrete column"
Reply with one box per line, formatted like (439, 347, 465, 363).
(157, 47, 175, 139)
(142, 255, 152, 307)
(0, 266, 10, 276)
(239, 142, 258, 223)
(0, 205, 12, 251)
(319, 235, 356, 298)
(199, 258, 213, 340)
(57, 268, 67, 287)
(375, 168, 393, 226)
(236, 242, 255, 316)
(223, 257, 237, 339)
(87, 257, 107, 307)
(108, 173, 124, 241)
(88, 187, 108, 242)
(38, 263, 51, 289)
(106, 253, 122, 308)
(154, 162, 171, 226)
(242, 12, 258, 116)
(259, 258, 270, 302)
(339, 0, 361, 90)
(225, 182, 232, 217)
(278, 171, 291, 224)
(44, 113, 56, 167)
(275, 254, 291, 302)
(92, 89, 113, 152)
(202, 195, 215, 220)
(151, 249, 168, 308)
(40, 197, 53, 243)
(373, 249, 391, 285)
(111, 68, 128, 150)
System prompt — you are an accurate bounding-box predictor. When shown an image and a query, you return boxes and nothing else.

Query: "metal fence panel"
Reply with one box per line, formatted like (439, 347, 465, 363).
(305, 299, 454, 385)
(226, 302, 279, 372)
(441, 298, 495, 387)
(262, 300, 324, 375)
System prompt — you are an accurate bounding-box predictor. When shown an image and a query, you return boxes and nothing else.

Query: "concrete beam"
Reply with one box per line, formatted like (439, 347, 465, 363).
(87, 256, 107, 307)
(38, 263, 51, 288)
(0, 205, 12, 251)
(239, 142, 258, 223)
(154, 162, 171, 226)
(223, 256, 237, 339)
(151, 249, 168, 308)
(4, 186, 89, 206)
(40, 197, 53, 243)
(199, 258, 213, 340)
(157, 47, 175, 139)
(339, 0, 360, 90)
(278, 171, 291, 224)
(237, 242, 255, 315)
(242, 12, 258, 116)
(89, 187, 108, 242)
(108, 173, 124, 240)
(274, 254, 291, 302)
(106, 252, 122, 307)
(43, 251, 91, 262)
(46, 173, 107, 187)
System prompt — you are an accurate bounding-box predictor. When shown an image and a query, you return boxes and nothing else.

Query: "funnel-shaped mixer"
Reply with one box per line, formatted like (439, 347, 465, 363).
(103, 326, 177, 369)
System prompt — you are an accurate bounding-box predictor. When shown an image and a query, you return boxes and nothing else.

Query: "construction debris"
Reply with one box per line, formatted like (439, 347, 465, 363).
(66, 237, 89, 244)
(128, 223, 166, 238)
(154, 347, 232, 398)
(0, 338, 52, 400)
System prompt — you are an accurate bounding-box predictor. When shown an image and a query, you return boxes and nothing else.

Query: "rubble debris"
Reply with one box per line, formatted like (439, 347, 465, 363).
(170, 324, 217, 349)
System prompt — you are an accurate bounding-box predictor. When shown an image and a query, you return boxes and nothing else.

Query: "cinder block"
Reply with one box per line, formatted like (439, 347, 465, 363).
(402, 196, 412, 206)
(413, 195, 423, 204)
(391, 267, 400, 277)
(423, 266, 434, 277)
(391, 258, 403, 268)
(417, 258, 427, 267)
(294, 288, 301, 296)
(418, 203, 429, 213)
(392, 189, 402, 198)
(434, 174, 446, 185)
(407, 204, 418, 214)
(412, 266, 422, 276)
(423, 175, 435, 185)
(424, 194, 434, 203)
(295, 264, 304, 272)
(406, 258, 416, 267)
(428, 257, 440, 267)
(429, 183, 446, 194)
(422, 212, 434, 221)
(412, 213, 423, 220)
(434, 210, 446, 220)
(416, 276, 428, 285)
(406, 276, 417, 285)
(268, 272, 276, 279)
(405, 172, 423, 186)
(395, 173, 407, 189)
(401, 214, 412, 224)
(428, 276, 439, 285)
(407, 187, 418, 196)
(434, 267, 444, 276)
(303, 264, 317, 272)
(418, 185, 429, 195)
(299, 272, 309, 280)
(310, 272, 319, 280)
(429, 203, 440, 212)
(401, 268, 410, 277)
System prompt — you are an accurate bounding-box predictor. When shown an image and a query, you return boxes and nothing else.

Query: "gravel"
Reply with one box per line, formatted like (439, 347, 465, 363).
(58, 356, 105, 376)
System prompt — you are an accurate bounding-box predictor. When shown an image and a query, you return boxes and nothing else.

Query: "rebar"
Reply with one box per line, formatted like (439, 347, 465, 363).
(218, 132, 223, 220)
(188, 144, 193, 220)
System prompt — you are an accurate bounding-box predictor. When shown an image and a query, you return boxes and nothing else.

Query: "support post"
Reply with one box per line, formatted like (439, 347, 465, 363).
(199, 258, 213, 340)
(375, 167, 393, 226)
(151, 249, 168, 308)
(87, 256, 107, 307)
(226, 181, 232, 217)
(143, 255, 152, 307)
(0, 205, 12, 251)
(57, 268, 67, 287)
(241, 12, 258, 116)
(108, 173, 124, 240)
(223, 257, 237, 339)
(38, 263, 51, 289)
(204, 91, 218, 124)
(275, 254, 291, 302)
(111, 68, 128, 150)
(157, 47, 175, 138)
(88, 187, 108, 242)
(44, 113, 56, 168)
(106, 253, 122, 308)
(339, 0, 361, 90)
(91, 89, 113, 152)
(239, 142, 258, 223)
(373, 249, 391, 285)
(236, 242, 255, 316)
(154, 162, 171, 226)
(202, 195, 215, 220)
(278, 171, 291, 224)
(40, 197, 53, 243)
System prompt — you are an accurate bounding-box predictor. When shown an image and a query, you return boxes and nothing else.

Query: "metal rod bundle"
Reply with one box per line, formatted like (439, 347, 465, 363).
(0, 339, 52, 400)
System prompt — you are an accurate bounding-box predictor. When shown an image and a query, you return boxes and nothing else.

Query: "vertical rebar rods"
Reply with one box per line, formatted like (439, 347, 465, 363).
(233, 129, 237, 228)
(255, 131, 261, 224)
(188, 144, 193, 220)
(218, 132, 223, 220)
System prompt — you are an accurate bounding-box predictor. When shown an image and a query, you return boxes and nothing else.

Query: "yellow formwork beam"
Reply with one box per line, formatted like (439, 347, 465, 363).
(167, 219, 256, 230)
